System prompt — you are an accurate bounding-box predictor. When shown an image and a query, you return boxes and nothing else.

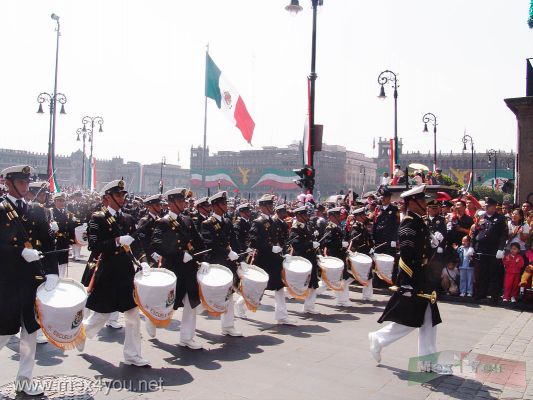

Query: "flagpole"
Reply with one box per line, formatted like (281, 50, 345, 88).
(202, 44, 209, 195)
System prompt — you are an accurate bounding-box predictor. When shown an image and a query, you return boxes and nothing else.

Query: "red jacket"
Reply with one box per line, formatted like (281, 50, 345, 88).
(503, 253, 524, 274)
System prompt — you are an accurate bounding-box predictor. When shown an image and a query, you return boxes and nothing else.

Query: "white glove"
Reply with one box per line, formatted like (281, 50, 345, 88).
(283, 254, 292, 260)
(390, 241, 396, 248)
(430, 235, 440, 248)
(199, 262, 210, 274)
(437, 247, 444, 254)
(369, 248, 375, 255)
(342, 241, 349, 249)
(118, 235, 135, 246)
(272, 245, 282, 254)
(312, 241, 320, 249)
(496, 250, 504, 259)
(151, 252, 161, 262)
(313, 230, 319, 237)
(466, 247, 475, 258)
(246, 248, 253, 254)
(239, 261, 249, 273)
(183, 251, 193, 263)
(228, 250, 239, 261)
(21, 248, 42, 263)
(50, 222, 59, 232)
(400, 285, 413, 297)
(44, 274, 59, 291)
(141, 262, 150, 276)
(433, 231, 444, 242)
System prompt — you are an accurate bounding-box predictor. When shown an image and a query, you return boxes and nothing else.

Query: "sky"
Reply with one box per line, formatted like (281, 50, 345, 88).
(0, 0, 530, 169)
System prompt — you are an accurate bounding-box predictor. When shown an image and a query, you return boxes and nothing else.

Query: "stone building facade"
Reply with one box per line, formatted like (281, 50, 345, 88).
(0, 148, 189, 194)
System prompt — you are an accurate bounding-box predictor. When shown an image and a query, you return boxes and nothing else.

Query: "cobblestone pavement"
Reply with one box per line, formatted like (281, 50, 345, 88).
(425, 311, 533, 400)
(0, 253, 529, 399)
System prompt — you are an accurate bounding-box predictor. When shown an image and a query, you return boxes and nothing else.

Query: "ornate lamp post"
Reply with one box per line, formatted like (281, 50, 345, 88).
(462, 132, 475, 191)
(81, 116, 104, 189)
(160, 156, 166, 194)
(422, 112, 438, 171)
(76, 127, 92, 187)
(377, 70, 399, 164)
(487, 149, 498, 189)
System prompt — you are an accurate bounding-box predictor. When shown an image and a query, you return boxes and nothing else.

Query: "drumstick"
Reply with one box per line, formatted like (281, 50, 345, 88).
(193, 249, 212, 257)
(237, 249, 254, 257)
(41, 248, 70, 256)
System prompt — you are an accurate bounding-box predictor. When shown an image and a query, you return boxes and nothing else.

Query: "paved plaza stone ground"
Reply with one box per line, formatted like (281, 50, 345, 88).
(1, 252, 532, 400)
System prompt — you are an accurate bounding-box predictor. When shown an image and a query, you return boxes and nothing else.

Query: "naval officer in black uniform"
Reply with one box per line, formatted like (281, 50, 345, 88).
(200, 191, 242, 337)
(0, 165, 59, 396)
(82, 179, 151, 367)
(249, 194, 295, 325)
(151, 188, 206, 349)
(368, 185, 444, 372)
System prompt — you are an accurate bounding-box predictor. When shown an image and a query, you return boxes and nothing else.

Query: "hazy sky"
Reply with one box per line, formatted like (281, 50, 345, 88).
(0, 1, 530, 169)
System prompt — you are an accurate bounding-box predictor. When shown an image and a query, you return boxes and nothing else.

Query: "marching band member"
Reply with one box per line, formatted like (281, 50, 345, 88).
(136, 194, 163, 267)
(321, 207, 351, 306)
(200, 191, 243, 337)
(249, 194, 296, 325)
(289, 206, 321, 314)
(82, 179, 150, 367)
(368, 186, 446, 373)
(0, 165, 59, 396)
(192, 197, 211, 232)
(234, 203, 253, 319)
(50, 192, 76, 278)
(151, 187, 206, 349)
(349, 207, 375, 301)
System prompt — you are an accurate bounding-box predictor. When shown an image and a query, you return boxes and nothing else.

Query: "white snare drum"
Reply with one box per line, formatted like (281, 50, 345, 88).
(35, 278, 87, 350)
(347, 252, 373, 286)
(197, 264, 234, 316)
(373, 253, 395, 285)
(134, 268, 177, 328)
(282, 256, 312, 299)
(238, 263, 269, 311)
(317, 256, 344, 291)
(75, 224, 88, 246)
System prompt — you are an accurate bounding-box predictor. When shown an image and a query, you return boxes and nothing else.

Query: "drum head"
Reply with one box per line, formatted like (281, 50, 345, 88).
(239, 264, 269, 283)
(319, 256, 344, 270)
(198, 264, 233, 287)
(284, 256, 312, 273)
(135, 268, 176, 287)
(37, 279, 87, 308)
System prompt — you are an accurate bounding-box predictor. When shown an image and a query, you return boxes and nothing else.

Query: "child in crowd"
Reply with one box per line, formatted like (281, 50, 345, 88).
(441, 256, 459, 295)
(503, 242, 524, 302)
(457, 235, 475, 297)
(519, 241, 533, 293)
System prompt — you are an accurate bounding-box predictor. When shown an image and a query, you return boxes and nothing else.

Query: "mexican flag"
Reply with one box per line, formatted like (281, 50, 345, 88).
(205, 53, 255, 144)
(252, 169, 298, 190)
(191, 170, 238, 188)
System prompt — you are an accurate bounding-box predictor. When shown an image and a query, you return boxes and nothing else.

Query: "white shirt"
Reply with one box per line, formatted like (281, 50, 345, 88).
(507, 221, 530, 251)
(212, 213, 222, 222)
(6, 194, 25, 205)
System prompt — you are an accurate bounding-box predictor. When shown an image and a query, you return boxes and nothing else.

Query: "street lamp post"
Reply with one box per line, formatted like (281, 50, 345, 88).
(286, 0, 323, 194)
(37, 92, 67, 180)
(76, 127, 92, 187)
(377, 70, 399, 165)
(36, 14, 65, 189)
(360, 166, 366, 195)
(81, 116, 104, 189)
(422, 113, 438, 171)
(160, 157, 166, 194)
(462, 132, 475, 191)
(487, 149, 498, 189)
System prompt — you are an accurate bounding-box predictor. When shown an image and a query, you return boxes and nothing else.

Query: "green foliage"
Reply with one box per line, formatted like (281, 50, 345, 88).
(440, 174, 461, 188)
(471, 186, 514, 203)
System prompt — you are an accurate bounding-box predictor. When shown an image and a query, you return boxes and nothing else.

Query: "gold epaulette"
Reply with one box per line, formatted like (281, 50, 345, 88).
(403, 216, 413, 221)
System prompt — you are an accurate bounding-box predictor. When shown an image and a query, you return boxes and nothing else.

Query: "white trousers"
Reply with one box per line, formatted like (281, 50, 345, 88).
(221, 294, 235, 329)
(371, 304, 437, 357)
(107, 311, 120, 323)
(84, 308, 142, 361)
(180, 295, 197, 341)
(274, 288, 288, 321)
(58, 263, 67, 278)
(72, 244, 82, 259)
(303, 288, 317, 310)
(337, 278, 355, 303)
(362, 279, 374, 300)
(0, 325, 37, 381)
